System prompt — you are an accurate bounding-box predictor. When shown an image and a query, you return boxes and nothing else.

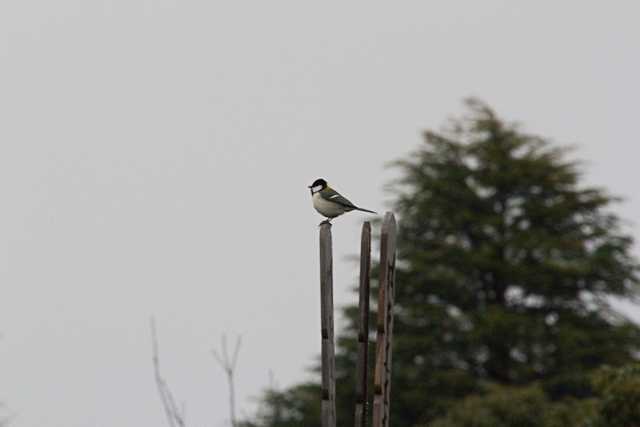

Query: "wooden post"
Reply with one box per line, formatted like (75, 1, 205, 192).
(354, 222, 372, 427)
(319, 223, 336, 427)
(372, 213, 397, 427)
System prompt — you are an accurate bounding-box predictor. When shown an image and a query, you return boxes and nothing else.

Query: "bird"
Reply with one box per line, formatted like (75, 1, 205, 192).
(308, 178, 376, 224)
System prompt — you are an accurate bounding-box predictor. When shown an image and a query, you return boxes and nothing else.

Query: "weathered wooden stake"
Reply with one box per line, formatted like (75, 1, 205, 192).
(319, 223, 336, 427)
(354, 222, 371, 427)
(373, 213, 397, 427)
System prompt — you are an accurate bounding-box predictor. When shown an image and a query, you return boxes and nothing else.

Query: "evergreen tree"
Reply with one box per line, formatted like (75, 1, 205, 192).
(245, 100, 640, 426)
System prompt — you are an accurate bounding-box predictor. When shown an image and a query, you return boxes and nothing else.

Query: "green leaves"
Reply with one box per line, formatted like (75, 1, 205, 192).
(592, 364, 640, 427)
(427, 364, 640, 427)
(427, 383, 598, 427)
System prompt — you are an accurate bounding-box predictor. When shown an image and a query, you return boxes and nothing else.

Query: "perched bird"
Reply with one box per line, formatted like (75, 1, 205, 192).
(308, 178, 376, 224)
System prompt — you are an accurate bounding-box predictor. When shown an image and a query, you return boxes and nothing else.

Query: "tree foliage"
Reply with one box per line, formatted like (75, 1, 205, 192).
(591, 363, 640, 427)
(427, 383, 597, 427)
(244, 100, 640, 426)
(239, 383, 321, 427)
(426, 363, 640, 427)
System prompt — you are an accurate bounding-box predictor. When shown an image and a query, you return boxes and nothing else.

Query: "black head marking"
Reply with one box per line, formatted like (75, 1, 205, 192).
(310, 178, 327, 189)
(308, 178, 328, 194)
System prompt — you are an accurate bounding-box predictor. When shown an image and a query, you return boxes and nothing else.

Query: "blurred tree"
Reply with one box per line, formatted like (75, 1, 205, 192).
(238, 383, 321, 427)
(590, 363, 640, 427)
(427, 383, 597, 427)
(243, 100, 640, 426)
(427, 362, 640, 427)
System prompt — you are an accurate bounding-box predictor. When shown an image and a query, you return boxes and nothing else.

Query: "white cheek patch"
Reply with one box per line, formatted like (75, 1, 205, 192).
(312, 185, 323, 193)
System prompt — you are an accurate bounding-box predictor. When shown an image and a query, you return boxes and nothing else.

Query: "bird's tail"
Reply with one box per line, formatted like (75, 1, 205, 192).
(355, 207, 377, 214)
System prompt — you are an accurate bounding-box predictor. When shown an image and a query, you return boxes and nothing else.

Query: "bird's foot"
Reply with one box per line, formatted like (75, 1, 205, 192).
(319, 219, 332, 226)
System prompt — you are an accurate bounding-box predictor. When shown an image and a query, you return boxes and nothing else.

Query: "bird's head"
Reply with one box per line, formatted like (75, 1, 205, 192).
(308, 178, 327, 194)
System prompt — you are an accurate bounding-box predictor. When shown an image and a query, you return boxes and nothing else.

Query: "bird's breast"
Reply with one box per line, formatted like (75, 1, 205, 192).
(312, 193, 345, 218)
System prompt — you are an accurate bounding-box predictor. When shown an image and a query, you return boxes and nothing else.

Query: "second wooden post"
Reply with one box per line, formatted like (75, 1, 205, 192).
(354, 222, 372, 427)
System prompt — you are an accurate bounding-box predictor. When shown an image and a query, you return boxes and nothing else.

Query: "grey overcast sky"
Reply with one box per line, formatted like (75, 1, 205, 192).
(1, 1, 639, 426)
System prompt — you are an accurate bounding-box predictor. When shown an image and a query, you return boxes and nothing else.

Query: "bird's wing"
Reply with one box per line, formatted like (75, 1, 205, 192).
(320, 187, 357, 209)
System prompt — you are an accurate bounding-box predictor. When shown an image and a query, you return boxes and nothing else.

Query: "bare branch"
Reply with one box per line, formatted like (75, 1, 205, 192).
(231, 336, 242, 371)
(150, 317, 186, 427)
(212, 334, 242, 427)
